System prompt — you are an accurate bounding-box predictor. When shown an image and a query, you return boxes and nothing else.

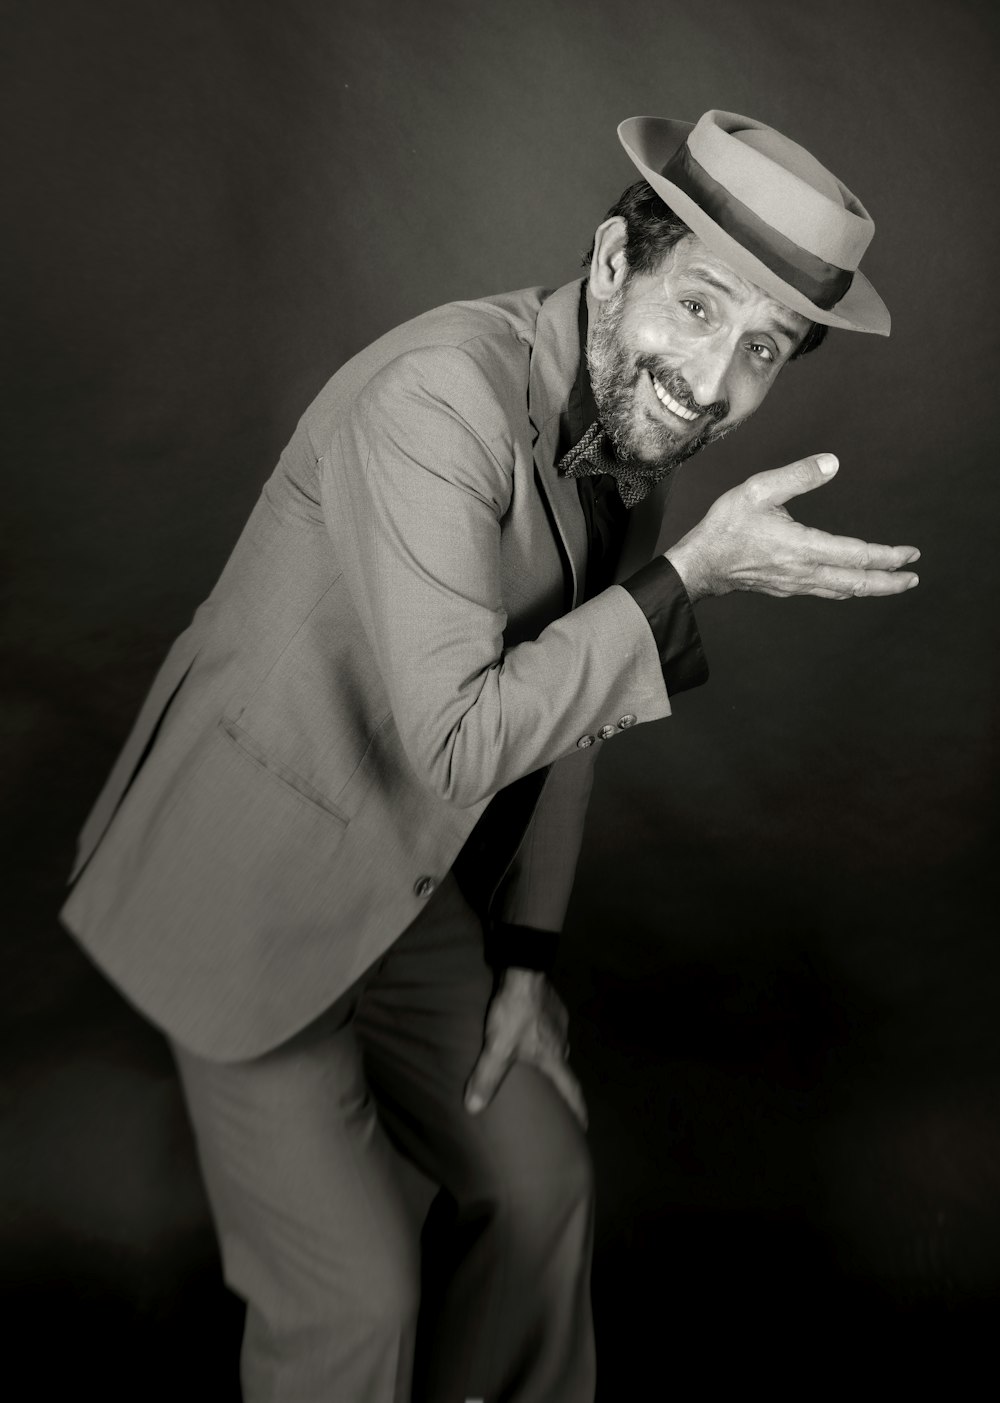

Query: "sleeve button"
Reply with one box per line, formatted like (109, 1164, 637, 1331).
(598, 725, 616, 740)
(413, 876, 437, 898)
(617, 713, 637, 729)
(576, 734, 595, 749)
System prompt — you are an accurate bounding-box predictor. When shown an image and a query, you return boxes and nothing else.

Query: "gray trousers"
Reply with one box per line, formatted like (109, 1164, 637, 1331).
(172, 873, 595, 1402)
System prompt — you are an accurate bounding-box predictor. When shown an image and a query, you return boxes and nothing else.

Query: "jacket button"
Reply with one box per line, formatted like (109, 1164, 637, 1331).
(576, 734, 595, 749)
(618, 713, 637, 729)
(414, 876, 437, 898)
(598, 725, 616, 740)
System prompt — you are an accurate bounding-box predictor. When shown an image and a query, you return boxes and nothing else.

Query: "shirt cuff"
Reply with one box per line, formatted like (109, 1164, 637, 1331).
(483, 922, 559, 973)
(620, 556, 709, 694)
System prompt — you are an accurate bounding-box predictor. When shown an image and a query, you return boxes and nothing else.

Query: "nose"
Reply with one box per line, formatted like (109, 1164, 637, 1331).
(681, 339, 731, 411)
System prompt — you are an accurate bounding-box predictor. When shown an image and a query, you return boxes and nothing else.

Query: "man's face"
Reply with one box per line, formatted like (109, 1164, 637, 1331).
(588, 233, 812, 469)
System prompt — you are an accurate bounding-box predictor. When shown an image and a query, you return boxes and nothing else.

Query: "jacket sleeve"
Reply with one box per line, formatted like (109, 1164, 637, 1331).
(320, 344, 670, 808)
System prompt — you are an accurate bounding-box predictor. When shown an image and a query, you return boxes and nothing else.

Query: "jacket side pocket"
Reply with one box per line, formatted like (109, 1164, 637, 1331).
(218, 718, 350, 826)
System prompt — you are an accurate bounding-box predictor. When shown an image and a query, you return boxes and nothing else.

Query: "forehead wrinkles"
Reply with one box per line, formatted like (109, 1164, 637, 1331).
(664, 238, 807, 338)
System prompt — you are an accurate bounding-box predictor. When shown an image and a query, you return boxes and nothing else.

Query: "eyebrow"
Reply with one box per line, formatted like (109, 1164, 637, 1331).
(686, 265, 743, 300)
(684, 265, 802, 346)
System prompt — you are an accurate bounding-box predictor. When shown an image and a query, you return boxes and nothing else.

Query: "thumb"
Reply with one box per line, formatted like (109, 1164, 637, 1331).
(464, 1039, 512, 1115)
(748, 452, 839, 509)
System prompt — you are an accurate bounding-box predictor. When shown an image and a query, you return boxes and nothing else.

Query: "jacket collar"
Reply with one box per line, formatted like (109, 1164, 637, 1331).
(528, 280, 590, 605)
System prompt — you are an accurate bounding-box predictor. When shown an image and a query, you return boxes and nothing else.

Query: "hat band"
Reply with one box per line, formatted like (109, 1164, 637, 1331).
(662, 144, 854, 310)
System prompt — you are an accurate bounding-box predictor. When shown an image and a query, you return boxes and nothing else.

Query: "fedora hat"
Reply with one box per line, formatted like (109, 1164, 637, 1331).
(618, 111, 889, 335)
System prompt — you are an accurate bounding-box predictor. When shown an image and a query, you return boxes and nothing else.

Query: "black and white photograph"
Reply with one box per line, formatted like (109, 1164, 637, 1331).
(3, 1, 998, 1397)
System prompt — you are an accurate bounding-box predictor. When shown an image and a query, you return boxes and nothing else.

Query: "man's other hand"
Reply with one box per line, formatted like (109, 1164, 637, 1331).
(464, 969, 588, 1128)
(664, 453, 921, 603)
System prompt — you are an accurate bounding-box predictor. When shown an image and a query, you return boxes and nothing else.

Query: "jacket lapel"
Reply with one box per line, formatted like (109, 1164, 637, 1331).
(528, 281, 589, 607)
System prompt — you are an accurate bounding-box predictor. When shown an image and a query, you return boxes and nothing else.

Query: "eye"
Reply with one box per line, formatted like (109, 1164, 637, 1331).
(749, 342, 775, 364)
(681, 299, 707, 319)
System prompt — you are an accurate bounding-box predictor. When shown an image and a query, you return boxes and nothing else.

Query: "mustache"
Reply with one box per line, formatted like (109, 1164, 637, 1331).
(635, 355, 729, 423)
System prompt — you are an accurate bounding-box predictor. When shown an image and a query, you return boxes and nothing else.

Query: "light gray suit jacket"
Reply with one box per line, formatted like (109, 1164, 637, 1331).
(61, 279, 674, 1060)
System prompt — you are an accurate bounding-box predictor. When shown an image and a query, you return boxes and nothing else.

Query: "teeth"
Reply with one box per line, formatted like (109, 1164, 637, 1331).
(652, 374, 699, 422)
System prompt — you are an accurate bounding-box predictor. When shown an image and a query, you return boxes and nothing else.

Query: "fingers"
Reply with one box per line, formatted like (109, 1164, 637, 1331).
(536, 1053, 589, 1130)
(745, 452, 839, 508)
(802, 528, 921, 573)
(807, 565, 919, 598)
(464, 1037, 513, 1115)
(465, 1035, 588, 1128)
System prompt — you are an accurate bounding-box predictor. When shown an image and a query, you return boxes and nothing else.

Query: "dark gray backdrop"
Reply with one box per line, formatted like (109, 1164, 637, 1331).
(4, 0, 998, 1394)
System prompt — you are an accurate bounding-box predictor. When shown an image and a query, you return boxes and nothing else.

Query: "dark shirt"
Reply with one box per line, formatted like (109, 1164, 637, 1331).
(459, 284, 709, 971)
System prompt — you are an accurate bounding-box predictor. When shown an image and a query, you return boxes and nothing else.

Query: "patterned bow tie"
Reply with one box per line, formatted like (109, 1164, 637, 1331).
(555, 420, 668, 508)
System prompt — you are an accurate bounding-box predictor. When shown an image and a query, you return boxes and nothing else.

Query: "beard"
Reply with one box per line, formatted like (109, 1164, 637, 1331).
(587, 282, 748, 477)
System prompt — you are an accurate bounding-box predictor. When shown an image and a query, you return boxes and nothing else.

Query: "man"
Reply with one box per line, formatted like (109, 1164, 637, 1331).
(61, 110, 918, 1400)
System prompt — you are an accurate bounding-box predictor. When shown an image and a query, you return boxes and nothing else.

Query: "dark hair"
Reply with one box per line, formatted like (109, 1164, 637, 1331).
(584, 179, 827, 360)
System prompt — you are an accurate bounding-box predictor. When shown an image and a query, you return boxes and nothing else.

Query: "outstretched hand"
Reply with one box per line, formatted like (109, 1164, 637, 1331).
(664, 453, 920, 602)
(464, 968, 588, 1128)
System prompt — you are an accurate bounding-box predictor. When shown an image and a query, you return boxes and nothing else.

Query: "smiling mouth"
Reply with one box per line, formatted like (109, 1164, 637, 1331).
(650, 372, 700, 423)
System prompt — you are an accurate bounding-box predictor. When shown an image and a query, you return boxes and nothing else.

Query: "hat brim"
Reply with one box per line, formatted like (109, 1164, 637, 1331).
(618, 117, 890, 336)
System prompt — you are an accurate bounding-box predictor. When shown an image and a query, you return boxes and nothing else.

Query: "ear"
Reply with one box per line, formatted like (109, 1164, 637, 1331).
(587, 216, 629, 303)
